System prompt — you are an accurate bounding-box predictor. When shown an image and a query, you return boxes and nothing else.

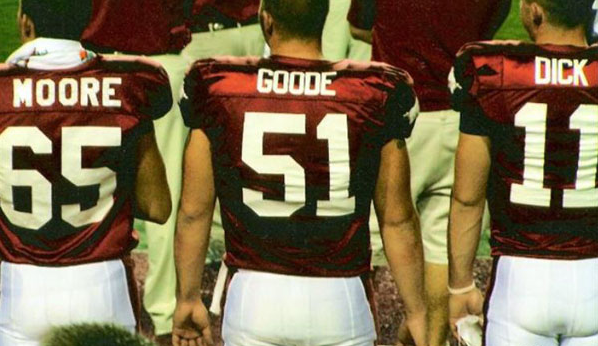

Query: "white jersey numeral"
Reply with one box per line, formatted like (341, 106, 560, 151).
(563, 105, 598, 207)
(316, 113, 355, 216)
(511, 103, 598, 208)
(0, 127, 53, 229)
(61, 127, 121, 227)
(0, 126, 121, 229)
(510, 103, 551, 207)
(242, 112, 306, 217)
(242, 112, 355, 217)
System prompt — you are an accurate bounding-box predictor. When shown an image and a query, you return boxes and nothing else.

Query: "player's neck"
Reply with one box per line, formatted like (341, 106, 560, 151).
(534, 26, 588, 47)
(270, 39, 324, 60)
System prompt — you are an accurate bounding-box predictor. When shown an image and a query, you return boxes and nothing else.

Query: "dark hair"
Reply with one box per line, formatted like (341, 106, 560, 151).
(20, 0, 92, 40)
(262, 0, 329, 40)
(532, 0, 593, 29)
(42, 324, 157, 346)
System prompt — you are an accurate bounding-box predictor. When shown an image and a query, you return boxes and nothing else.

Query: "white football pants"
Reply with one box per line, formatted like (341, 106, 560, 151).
(222, 270, 377, 346)
(0, 260, 136, 346)
(485, 256, 598, 346)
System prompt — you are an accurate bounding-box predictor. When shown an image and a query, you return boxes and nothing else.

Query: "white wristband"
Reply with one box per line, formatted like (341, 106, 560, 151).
(448, 281, 476, 295)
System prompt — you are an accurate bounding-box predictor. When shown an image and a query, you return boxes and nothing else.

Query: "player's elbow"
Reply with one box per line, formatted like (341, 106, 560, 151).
(143, 197, 172, 225)
(152, 199, 173, 224)
(349, 25, 372, 43)
(451, 191, 485, 209)
(177, 199, 213, 226)
(380, 211, 419, 238)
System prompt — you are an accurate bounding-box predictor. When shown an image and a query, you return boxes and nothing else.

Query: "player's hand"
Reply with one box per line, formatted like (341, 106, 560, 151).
(172, 299, 214, 346)
(396, 310, 427, 346)
(448, 287, 484, 341)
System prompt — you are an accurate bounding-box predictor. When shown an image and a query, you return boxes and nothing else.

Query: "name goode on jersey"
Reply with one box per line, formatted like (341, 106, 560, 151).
(257, 68, 336, 96)
(13, 77, 122, 108)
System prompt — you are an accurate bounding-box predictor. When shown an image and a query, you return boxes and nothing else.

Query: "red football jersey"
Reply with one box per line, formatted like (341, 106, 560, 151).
(181, 56, 418, 277)
(454, 41, 598, 259)
(193, 0, 259, 22)
(348, 0, 510, 112)
(82, 0, 191, 54)
(0, 56, 172, 265)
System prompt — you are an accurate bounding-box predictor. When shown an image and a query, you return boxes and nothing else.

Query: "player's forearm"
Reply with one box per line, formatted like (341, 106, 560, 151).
(382, 213, 426, 316)
(174, 208, 213, 302)
(448, 196, 484, 288)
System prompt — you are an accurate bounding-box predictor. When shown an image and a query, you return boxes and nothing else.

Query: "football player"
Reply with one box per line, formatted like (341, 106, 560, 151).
(173, 0, 426, 346)
(0, 1, 172, 345)
(448, 1, 597, 346)
(347, 1, 511, 345)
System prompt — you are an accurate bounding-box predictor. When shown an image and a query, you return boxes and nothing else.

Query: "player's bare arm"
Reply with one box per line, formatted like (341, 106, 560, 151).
(348, 0, 375, 43)
(447, 133, 490, 338)
(374, 139, 427, 346)
(173, 129, 216, 346)
(134, 129, 172, 224)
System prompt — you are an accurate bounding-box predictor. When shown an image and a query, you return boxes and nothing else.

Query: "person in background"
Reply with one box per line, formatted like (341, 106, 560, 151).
(348, 1, 511, 345)
(81, 2, 190, 345)
(322, 0, 371, 62)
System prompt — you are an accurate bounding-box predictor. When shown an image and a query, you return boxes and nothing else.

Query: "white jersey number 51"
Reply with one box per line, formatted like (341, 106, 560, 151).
(242, 112, 355, 217)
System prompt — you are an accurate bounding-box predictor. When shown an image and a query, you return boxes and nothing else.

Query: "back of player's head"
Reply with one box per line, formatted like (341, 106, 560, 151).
(261, 0, 329, 41)
(524, 0, 593, 29)
(19, 0, 92, 40)
(42, 323, 157, 346)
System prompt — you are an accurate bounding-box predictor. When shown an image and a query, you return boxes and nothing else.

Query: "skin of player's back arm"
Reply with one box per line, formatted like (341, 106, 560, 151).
(134, 130, 172, 224)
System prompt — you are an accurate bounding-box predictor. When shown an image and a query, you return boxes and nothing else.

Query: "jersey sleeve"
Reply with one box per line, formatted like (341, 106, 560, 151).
(134, 59, 173, 121)
(381, 68, 419, 142)
(180, 59, 213, 130)
(451, 43, 493, 137)
(102, 55, 173, 121)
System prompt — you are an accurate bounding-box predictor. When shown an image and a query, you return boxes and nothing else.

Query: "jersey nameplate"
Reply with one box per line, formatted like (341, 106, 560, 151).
(13, 77, 122, 108)
(535, 57, 589, 87)
(257, 68, 336, 96)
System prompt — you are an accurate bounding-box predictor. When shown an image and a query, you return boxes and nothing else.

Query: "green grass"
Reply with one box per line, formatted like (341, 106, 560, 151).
(0, 0, 19, 62)
(495, 0, 530, 41)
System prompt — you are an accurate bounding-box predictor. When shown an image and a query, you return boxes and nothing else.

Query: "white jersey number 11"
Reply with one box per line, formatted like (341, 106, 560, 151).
(511, 102, 598, 208)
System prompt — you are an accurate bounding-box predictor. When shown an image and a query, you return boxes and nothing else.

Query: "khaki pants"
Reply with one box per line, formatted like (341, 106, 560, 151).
(322, 0, 372, 62)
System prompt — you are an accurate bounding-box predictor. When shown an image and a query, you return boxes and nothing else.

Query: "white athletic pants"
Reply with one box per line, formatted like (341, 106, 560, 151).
(485, 256, 598, 346)
(0, 260, 135, 346)
(222, 270, 377, 346)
